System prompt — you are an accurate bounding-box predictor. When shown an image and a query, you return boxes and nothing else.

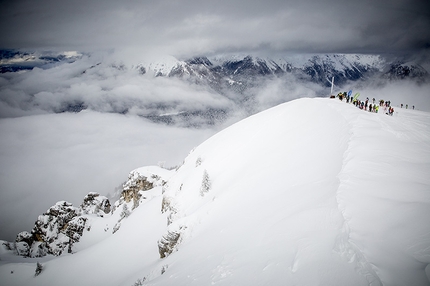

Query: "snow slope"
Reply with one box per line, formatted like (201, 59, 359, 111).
(1, 98, 429, 286)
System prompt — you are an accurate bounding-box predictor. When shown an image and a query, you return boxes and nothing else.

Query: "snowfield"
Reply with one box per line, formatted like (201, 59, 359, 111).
(1, 98, 429, 286)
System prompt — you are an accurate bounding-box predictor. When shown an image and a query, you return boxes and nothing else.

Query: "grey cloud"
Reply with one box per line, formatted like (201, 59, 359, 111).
(1, 0, 429, 57)
(0, 55, 233, 118)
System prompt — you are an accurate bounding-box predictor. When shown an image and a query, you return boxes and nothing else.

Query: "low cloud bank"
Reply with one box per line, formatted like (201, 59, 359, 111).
(0, 111, 215, 241)
(1, 53, 429, 120)
(0, 53, 429, 241)
(0, 55, 232, 119)
(353, 80, 430, 111)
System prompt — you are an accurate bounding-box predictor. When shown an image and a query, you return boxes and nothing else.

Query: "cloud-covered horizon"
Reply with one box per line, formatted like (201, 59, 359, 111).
(1, 54, 430, 122)
(0, 55, 236, 118)
(1, 0, 429, 58)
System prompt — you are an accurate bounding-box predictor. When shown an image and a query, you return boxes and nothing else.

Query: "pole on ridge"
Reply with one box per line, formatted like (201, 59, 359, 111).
(330, 77, 334, 96)
(329, 77, 335, 98)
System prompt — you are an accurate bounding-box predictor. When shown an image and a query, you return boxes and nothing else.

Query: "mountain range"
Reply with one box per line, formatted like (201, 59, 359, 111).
(140, 53, 430, 126)
(133, 53, 430, 126)
(2, 51, 428, 88)
(1, 50, 429, 127)
(140, 53, 429, 89)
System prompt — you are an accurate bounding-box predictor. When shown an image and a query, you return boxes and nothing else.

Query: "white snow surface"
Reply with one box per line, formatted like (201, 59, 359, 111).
(1, 98, 430, 286)
(137, 55, 182, 76)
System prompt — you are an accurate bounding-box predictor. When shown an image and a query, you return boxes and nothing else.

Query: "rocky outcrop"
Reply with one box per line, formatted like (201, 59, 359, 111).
(118, 170, 165, 211)
(15, 231, 33, 246)
(9, 193, 111, 257)
(111, 170, 164, 233)
(161, 196, 179, 226)
(80, 192, 111, 216)
(158, 226, 186, 259)
(5, 167, 171, 258)
(30, 201, 80, 256)
(15, 231, 32, 256)
(121, 171, 154, 209)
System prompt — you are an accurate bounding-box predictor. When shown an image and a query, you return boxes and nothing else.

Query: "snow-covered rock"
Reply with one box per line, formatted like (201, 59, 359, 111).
(4, 194, 106, 257)
(115, 166, 172, 210)
(30, 201, 80, 256)
(14, 231, 33, 256)
(80, 192, 111, 216)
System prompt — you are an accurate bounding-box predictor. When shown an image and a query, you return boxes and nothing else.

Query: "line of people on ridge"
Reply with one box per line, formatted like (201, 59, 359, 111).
(335, 92, 395, 116)
(400, 103, 414, 109)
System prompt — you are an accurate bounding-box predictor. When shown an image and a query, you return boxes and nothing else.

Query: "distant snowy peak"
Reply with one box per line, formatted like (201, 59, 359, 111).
(297, 54, 385, 85)
(2, 50, 427, 85)
(134, 53, 427, 87)
(136, 55, 183, 76)
(252, 54, 385, 72)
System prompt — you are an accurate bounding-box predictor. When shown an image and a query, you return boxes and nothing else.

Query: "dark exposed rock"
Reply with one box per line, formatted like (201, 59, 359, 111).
(16, 231, 33, 246)
(186, 56, 213, 66)
(35, 262, 43, 277)
(384, 62, 429, 82)
(138, 65, 146, 74)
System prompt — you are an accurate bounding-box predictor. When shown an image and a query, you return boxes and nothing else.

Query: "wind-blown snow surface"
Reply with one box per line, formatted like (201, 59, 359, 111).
(1, 98, 430, 285)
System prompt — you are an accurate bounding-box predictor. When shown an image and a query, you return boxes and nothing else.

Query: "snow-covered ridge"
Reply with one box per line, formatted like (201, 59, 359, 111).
(1, 98, 429, 286)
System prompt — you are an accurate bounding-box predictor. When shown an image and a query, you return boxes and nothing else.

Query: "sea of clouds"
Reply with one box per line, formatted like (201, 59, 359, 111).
(0, 52, 429, 241)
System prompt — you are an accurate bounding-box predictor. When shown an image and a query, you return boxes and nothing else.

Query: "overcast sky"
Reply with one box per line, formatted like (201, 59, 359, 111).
(1, 0, 429, 58)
